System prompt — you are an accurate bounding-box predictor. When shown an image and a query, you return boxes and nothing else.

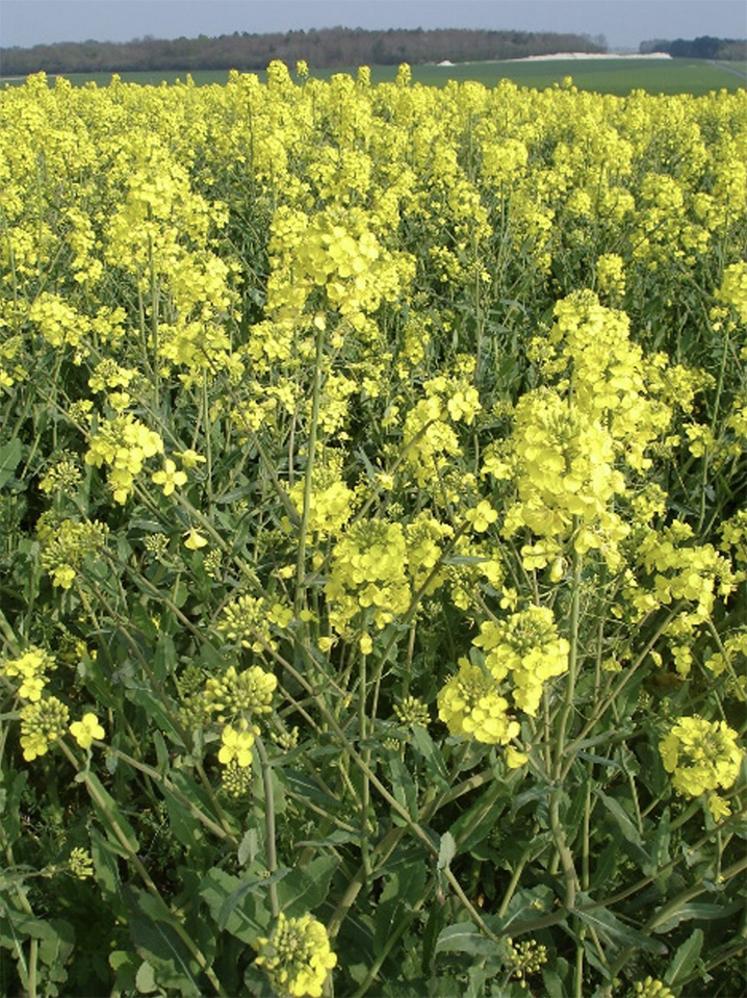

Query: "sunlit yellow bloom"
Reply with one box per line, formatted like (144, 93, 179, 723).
(69, 712, 105, 749)
(183, 528, 208, 550)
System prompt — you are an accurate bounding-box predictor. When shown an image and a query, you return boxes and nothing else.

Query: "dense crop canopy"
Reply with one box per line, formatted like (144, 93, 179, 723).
(0, 66, 745, 997)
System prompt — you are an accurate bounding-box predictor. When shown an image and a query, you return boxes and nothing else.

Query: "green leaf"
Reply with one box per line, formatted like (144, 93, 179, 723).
(654, 900, 741, 934)
(85, 771, 140, 854)
(438, 832, 456, 871)
(109, 950, 139, 992)
(0, 437, 22, 490)
(664, 928, 704, 987)
(161, 785, 203, 850)
(277, 854, 337, 917)
(238, 828, 258, 867)
(410, 725, 449, 789)
(126, 688, 185, 746)
(126, 889, 201, 996)
(542, 967, 567, 998)
(386, 752, 417, 822)
(575, 899, 667, 956)
(596, 791, 643, 848)
(135, 959, 158, 994)
(450, 780, 509, 855)
(89, 827, 123, 901)
(0, 771, 27, 847)
(199, 867, 270, 943)
(435, 922, 497, 958)
(373, 860, 427, 953)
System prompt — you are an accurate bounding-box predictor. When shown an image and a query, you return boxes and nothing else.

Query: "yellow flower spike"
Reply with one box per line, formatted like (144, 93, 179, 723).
(183, 528, 208, 550)
(69, 712, 105, 749)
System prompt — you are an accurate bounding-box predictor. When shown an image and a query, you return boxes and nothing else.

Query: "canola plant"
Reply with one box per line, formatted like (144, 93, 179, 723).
(0, 64, 745, 997)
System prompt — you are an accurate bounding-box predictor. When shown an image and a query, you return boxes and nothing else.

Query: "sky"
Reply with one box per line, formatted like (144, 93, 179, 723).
(1, 0, 745, 52)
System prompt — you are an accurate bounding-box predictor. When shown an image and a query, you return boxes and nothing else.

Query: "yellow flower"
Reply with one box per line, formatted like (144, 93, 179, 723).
(217, 724, 255, 767)
(174, 448, 206, 470)
(69, 712, 105, 749)
(18, 675, 45, 702)
(184, 528, 208, 550)
(152, 458, 187, 496)
(505, 747, 529, 769)
(465, 500, 498, 533)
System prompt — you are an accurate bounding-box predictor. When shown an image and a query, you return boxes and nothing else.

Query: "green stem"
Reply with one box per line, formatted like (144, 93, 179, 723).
(295, 323, 325, 621)
(261, 641, 496, 940)
(554, 549, 582, 776)
(359, 645, 371, 880)
(256, 738, 280, 919)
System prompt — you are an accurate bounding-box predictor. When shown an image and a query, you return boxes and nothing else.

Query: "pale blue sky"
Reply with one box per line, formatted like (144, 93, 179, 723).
(1, 0, 745, 51)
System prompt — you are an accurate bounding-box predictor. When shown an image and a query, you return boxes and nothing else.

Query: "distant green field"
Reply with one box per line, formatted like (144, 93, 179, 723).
(1, 58, 745, 95)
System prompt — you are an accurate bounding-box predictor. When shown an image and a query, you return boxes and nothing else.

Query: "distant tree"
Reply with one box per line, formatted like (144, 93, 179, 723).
(639, 35, 746, 60)
(0, 25, 609, 77)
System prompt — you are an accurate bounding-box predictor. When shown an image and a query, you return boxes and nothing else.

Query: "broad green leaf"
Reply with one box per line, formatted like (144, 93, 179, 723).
(654, 900, 741, 934)
(126, 688, 185, 746)
(89, 827, 123, 900)
(110, 950, 138, 992)
(135, 959, 158, 994)
(664, 928, 704, 987)
(238, 827, 258, 867)
(0, 437, 21, 490)
(434, 921, 497, 957)
(450, 780, 509, 855)
(161, 785, 203, 850)
(199, 867, 270, 942)
(277, 854, 337, 917)
(373, 861, 427, 953)
(126, 889, 201, 996)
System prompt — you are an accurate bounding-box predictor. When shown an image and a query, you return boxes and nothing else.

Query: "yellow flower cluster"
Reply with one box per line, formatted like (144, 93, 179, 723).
(255, 913, 337, 998)
(636, 520, 735, 622)
(19, 696, 70, 762)
(204, 664, 278, 717)
(485, 292, 674, 571)
(659, 716, 742, 800)
(437, 658, 519, 745)
(633, 979, 675, 998)
(326, 519, 411, 633)
(197, 663, 278, 776)
(472, 605, 569, 716)
(38, 517, 108, 589)
(85, 414, 164, 503)
(216, 594, 293, 651)
(1, 646, 55, 702)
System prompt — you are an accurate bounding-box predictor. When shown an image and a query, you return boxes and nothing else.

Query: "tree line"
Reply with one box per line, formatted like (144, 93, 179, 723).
(0, 26, 605, 76)
(639, 36, 747, 60)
